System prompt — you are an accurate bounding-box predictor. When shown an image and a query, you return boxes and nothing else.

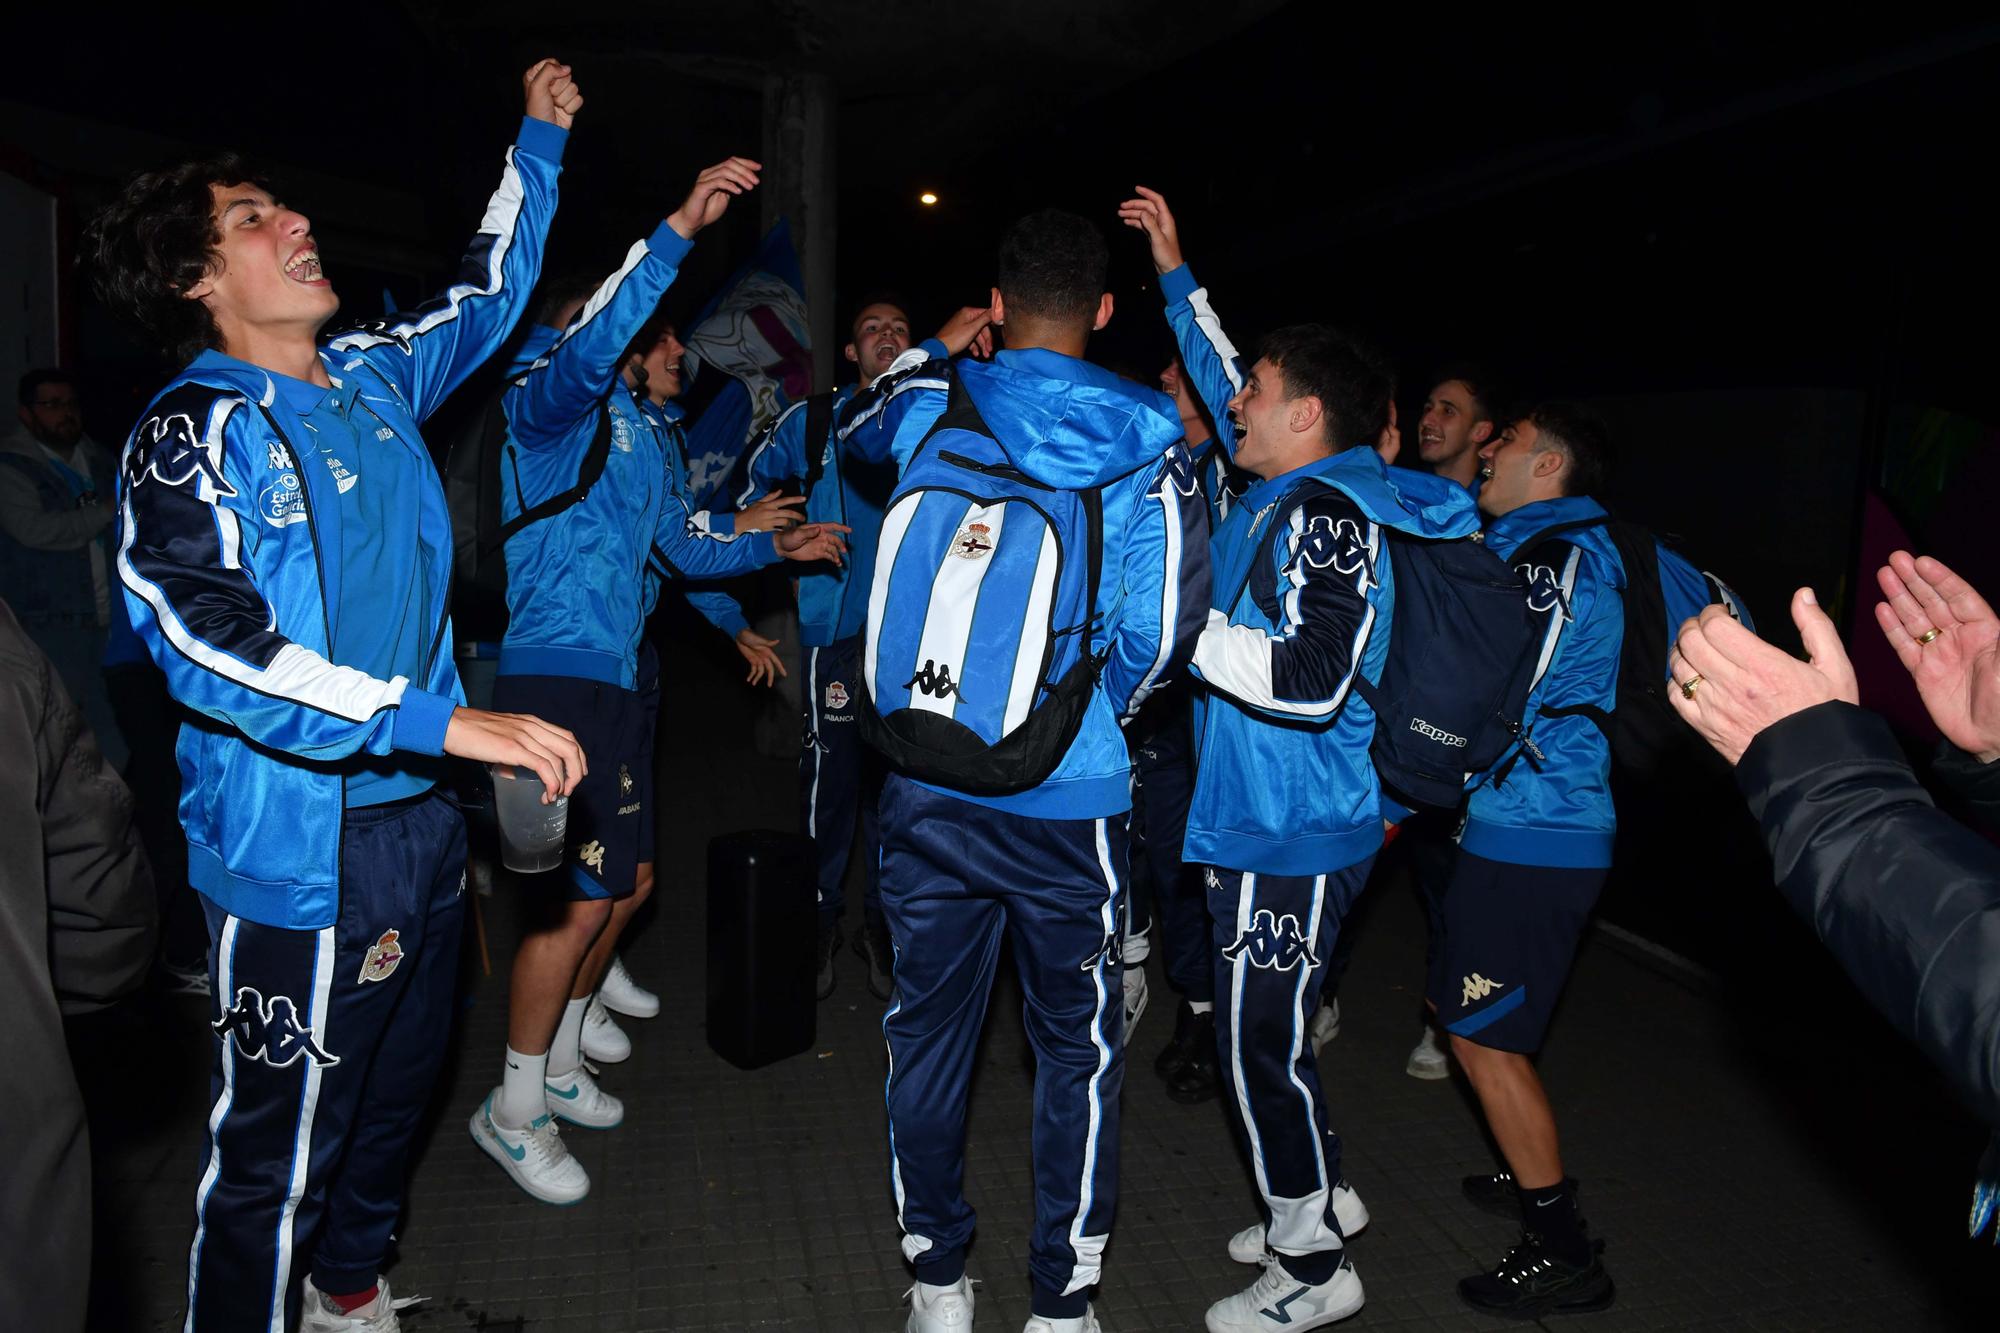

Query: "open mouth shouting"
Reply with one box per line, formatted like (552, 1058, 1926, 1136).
(284, 243, 327, 286)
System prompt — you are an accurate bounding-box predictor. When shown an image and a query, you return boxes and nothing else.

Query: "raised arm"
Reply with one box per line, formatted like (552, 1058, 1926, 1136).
(324, 60, 581, 421)
(1101, 442, 1213, 720)
(1119, 187, 1246, 455)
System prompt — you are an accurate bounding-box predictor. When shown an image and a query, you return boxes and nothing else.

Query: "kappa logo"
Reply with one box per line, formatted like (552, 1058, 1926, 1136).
(1204, 866, 1224, 892)
(950, 520, 995, 560)
(357, 928, 404, 984)
(1159, 441, 1201, 498)
(266, 440, 290, 470)
(825, 679, 850, 711)
(1461, 972, 1505, 1006)
(1296, 515, 1376, 583)
(212, 987, 339, 1067)
(578, 840, 607, 873)
(905, 659, 962, 702)
(1222, 909, 1320, 972)
(619, 764, 633, 796)
(133, 411, 237, 497)
(1410, 717, 1468, 748)
(1519, 564, 1574, 621)
(1080, 933, 1122, 973)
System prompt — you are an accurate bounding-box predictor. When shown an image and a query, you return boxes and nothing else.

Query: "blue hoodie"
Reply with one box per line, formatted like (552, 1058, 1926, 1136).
(498, 222, 778, 689)
(1461, 495, 1627, 869)
(838, 347, 1211, 818)
(1186, 447, 1481, 875)
(115, 118, 563, 930)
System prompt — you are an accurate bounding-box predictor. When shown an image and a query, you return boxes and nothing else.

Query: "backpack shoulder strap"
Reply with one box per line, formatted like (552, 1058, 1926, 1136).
(1511, 513, 1606, 563)
(802, 391, 835, 494)
(491, 407, 613, 551)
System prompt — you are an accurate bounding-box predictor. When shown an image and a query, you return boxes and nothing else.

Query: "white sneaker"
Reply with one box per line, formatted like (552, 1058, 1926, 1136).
(582, 993, 631, 1063)
(300, 1275, 424, 1332)
(1405, 1025, 1449, 1080)
(1024, 1311, 1102, 1332)
(906, 1276, 975, 1332)
(469, 1091, 590, 1205)
(1308, 999, 1340, 1055)
(1123, 966, 1149, 1039)
(1227, 1183, 1371, 1263)
(545, 1062, 623, 1129)
(599, 954, 660, 1019)
(1205, 1259, 1364, 1332)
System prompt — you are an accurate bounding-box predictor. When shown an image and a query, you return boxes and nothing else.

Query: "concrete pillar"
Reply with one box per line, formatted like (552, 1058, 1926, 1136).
(760, 70, 836, 392)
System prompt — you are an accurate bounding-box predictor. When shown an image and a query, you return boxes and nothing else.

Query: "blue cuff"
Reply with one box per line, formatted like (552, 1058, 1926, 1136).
(708, 509, 737, 537)
(1380, 792, 1416, 826)
(1159, 264, 1198, 306)
(391, 688, 457, 756)
(749, 530, 780, 565)
(647, 218, 696, 265)
(515, 116, 569, 165)
(714, 607, 750, 639)
(918, 337, 949, 360)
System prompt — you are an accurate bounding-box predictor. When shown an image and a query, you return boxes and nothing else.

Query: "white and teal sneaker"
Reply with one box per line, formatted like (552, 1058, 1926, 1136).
(469, 1090, 590, 1205)
(545, 1063, 623, 1130)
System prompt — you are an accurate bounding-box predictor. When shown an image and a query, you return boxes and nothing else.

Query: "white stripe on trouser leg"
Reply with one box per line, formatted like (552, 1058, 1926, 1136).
(268, 925, 337, 1329)
(1063, 818, 1118, 1295)
(883, 987, 933, 1264)
(1267, 873, 1340, 1258)
(185, 915, 240, 1333)
(1225, 872, 1272, 1199)
(806, 647, 822, 847)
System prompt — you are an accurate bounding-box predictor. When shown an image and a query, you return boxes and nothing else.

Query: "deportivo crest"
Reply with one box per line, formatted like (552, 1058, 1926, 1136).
(578, 840, 607, 873)
(950, 520, 995, 560)
(1461, 972, 1506, 1006)
(1518, 564, 1574, 621)
(825, 680, 850, 711)
(619, 764, 634, 796)
(212, 987, 339, 1067)
(133, 411, 237, 497)
(1222, 909, 1320, 972)
(611, 414, 636, 453)
(1296, 515, 1376, 583)
(358, 928, 404, 984)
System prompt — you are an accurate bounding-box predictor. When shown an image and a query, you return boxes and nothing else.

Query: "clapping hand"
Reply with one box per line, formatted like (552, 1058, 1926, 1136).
(1669, 591, 1859, 765)
(1875, 551, 2000, 763)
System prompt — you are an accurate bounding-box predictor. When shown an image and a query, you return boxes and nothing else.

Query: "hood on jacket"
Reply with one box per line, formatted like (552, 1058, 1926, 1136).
(955, 348, 1183, 489)
(1242, 447, 1483, 541)
(1483, 494, 1629, 589)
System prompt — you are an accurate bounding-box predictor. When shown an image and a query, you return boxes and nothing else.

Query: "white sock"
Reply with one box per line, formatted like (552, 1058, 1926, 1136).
(1189, 1000, 1214, 1015)
(549, 996, 589, 1078)
(497, 1046, 548, 1127)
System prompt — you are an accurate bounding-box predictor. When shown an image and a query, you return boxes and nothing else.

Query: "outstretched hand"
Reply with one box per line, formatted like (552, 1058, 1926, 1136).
(1874, 551, 2000, 762)
(668, 157, 762, 240)
(1668, 591, 1859, 765)
(775, 521, 850, 566)
(523, 59, 584, 130)
(734, 628, 786, 688)
(736, 490, 808, 533)
(1117, 186, 1185, 275)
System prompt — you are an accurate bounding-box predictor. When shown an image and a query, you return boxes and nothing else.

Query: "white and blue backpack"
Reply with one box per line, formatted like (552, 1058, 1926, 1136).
(860, 370, 1105, 795)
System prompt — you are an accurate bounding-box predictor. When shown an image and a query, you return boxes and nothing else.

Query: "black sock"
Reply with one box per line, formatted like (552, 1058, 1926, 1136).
(1519, 1179, 1589, 1264)
(1277, 1246, 1343, 1286)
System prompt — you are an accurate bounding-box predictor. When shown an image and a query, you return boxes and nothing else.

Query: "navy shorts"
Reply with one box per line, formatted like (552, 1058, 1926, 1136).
(492, 661, 654, 902)
(1427, 849, 1607, 1054)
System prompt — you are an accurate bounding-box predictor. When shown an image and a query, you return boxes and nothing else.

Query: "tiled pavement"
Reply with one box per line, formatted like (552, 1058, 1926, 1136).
(78, 627, 1999, 1331)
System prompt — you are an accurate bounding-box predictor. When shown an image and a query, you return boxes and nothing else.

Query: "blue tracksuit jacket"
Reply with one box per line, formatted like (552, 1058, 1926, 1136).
(115, 117, 565, 930)
(839, 347, 1212, 818)
(1461, 495, 1627, 868)
(498, 221, 778, 689)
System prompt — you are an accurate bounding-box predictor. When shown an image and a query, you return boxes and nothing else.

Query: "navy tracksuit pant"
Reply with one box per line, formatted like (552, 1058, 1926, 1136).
(801, 634, 882, 930)
(1128, 704, 1209, 1003)
(1210, 858, 1372, 1274)
(187, 793, 466, 1332)
(879, 775, 1125, 1319)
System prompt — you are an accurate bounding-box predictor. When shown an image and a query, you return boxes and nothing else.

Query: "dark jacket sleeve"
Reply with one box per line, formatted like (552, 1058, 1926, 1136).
(1932, 742, 2000, 837)
(1737, 701, 2000, 1130)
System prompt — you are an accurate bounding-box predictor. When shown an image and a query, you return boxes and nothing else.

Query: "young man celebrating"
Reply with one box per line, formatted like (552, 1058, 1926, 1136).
(1121, 186, 1481, 1332)
(1433, 404, 1623, 1316)
(88, 60, 588, 1333)
(736, 294, 988, 1001)
(1413, 366, 1501, 492)
(474, 161, 846, 1206)
(840, 210, 1209, 1333)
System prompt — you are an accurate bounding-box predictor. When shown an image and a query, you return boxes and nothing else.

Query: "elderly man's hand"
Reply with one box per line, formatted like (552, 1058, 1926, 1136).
(1874, 551, 2000, 763)
(1668, 589, 1859, 765)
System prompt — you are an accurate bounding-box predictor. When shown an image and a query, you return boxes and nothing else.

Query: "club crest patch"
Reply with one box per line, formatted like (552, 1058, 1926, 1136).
(825, 680, 850, 710)
(950, 520, 995, 560)
(358, 928, 404, 984)
(619, 764, 634, 796)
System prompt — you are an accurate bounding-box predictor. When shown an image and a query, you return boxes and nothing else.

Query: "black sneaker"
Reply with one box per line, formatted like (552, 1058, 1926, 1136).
(1154, 999, 1203, 1079)
(854, 919, 894, 1000)
(1461, 1171, 1580, 1221)
(1458, 1232, 1614, 1318)
(1165, 1011, 1220, 1103)
(816, 922, 842, 1000)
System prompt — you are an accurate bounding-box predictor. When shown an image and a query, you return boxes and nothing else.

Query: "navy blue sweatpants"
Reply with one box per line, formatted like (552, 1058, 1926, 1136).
(879, 775, 1125, 1318)
(1210, 859, 1372, 1272)
(186, 793, 466, 1332)
(801, 634, 881, 929)
(1129, 707, 1209, 1002)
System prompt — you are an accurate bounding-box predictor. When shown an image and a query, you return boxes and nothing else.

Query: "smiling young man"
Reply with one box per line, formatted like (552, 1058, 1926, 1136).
(475, 162, 848, 1206)
(1413, 367, 1501, 491)
(734, 293, 987, 1001)
(85, 59, 588, 1333)
(1122, 186, 1481, 1332)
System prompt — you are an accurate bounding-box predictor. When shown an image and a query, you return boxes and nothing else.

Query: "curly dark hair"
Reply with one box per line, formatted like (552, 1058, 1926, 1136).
(997, 209, 1108, 326)
(80, 153, 274, 366)
(1258, 323, 1396, 451)
(1524, 399, 1614, 497)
